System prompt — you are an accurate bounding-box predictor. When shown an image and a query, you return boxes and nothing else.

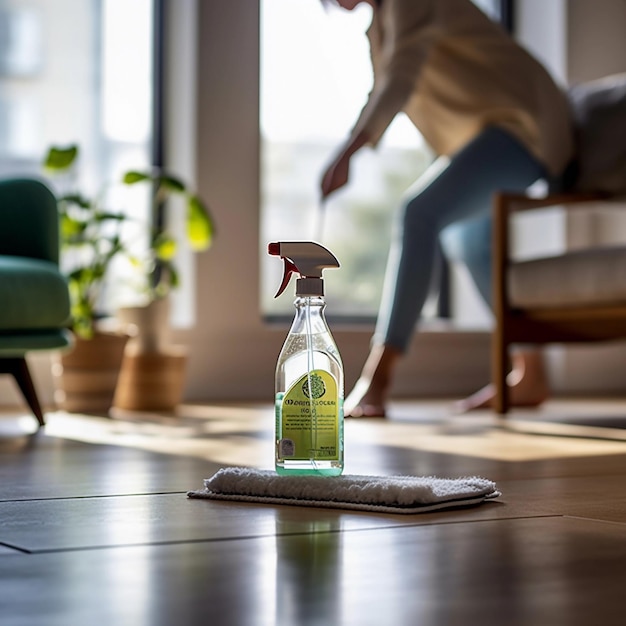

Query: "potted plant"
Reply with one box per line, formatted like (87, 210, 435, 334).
(43, 144, 216, 414)
(43, 145, 131, 414)
(112, 169, 215, 412)
(114, 169, 214, 352)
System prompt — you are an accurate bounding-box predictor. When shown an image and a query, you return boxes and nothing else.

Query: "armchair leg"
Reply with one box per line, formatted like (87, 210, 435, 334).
(493, 330, 509, 416)
(492, 191, 509, 416)
(0, 357, 46, 427)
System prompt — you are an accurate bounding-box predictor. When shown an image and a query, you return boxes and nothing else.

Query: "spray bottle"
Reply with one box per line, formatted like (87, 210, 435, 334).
(268, 241, 344, 476)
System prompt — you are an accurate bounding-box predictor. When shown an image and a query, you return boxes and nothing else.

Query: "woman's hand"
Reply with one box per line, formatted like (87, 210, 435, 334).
(321, 151, 351, 198)
(319, 130, 370, 199)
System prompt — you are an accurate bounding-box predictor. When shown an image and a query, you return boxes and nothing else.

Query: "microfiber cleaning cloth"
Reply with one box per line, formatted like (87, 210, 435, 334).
(187, 467, 501, 514)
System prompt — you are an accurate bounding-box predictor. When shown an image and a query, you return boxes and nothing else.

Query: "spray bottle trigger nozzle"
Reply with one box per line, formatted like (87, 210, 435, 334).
(274, 258, 299, 298)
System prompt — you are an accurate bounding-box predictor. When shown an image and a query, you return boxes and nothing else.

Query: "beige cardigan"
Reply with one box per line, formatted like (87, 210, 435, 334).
(351, 0, 574, 176)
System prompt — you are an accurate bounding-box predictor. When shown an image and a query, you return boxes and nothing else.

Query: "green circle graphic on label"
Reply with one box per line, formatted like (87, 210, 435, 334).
(302, 373, 326, 399)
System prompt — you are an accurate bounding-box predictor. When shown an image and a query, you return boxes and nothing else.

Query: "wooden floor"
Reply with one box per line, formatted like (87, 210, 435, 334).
(1, 398, 626, 625)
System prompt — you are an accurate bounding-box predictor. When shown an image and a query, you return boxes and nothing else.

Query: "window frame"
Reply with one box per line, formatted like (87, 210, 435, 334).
(186, 0, 494, 403)
(258, 0, 515, 327)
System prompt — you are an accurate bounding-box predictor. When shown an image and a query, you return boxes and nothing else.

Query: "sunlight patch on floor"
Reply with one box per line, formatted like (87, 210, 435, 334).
(42, 410, 275, 469)
(349, 417, 626, 461)
(22, 400, 626, 465)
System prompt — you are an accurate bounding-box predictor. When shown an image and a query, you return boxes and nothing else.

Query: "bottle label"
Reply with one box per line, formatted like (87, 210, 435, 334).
(278, 370, 339, 461)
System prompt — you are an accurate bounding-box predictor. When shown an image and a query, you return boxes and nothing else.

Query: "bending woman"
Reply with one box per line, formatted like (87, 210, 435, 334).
(319, 0, 574, 417)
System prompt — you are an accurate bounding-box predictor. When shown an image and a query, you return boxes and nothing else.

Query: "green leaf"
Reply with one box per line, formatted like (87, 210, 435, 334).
(158, 174, 186, 193)
(68, 267, 93, 283)
(93, 211, 127, 223)
(123, 171, 151, 185)
(71, 313, 94, 339)
(61, 215, 86, 240)
(156, 259, 180, 293)
(187, 195, 214, 251)
(91, 263, 107, 281)
(168, 263, 180, 289)
(44, 145, 79, 171)
(58, 193, 91, 209)
(153, 233, 177, 261)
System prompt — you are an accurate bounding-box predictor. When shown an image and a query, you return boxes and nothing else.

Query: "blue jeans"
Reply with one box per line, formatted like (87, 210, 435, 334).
(374, 126, 547, 351)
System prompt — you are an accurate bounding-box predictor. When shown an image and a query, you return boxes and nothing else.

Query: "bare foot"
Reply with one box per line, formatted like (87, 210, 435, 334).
(344, 377, 387, 418)
(452, 381, 548, 412)
(453, 349, 549, 412)
(344, 344, 401, 418)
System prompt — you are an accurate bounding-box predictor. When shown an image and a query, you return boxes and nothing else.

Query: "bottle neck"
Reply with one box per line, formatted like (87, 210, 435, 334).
(291, 297, 327, 334)
(287, 296, 334, 339)
(294, 296, 325, 309)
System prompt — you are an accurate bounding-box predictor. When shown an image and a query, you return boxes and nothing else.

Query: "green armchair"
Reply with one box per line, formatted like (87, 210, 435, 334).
(0, 178, 72, 427)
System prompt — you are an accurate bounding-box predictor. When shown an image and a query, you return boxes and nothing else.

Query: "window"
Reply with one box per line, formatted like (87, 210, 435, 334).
(260, 0, 512, 327)
(0, 0, 157, 312)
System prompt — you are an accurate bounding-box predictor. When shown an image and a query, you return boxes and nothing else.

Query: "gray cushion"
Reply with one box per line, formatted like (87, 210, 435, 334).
(568, 73, 626, 194)
(509, 246, 626, 308)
